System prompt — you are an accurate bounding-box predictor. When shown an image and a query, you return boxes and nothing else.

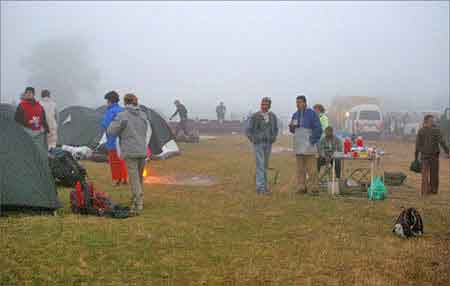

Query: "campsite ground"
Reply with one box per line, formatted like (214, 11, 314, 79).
(1, 135, 449, 286)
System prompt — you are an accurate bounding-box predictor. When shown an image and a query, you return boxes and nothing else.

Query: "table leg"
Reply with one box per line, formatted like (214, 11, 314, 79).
(370, 159, 375, 187)
(332, 159, 335, 195)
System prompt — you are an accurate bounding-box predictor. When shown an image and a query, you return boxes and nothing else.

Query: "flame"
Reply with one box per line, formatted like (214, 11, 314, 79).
(142, 163, 151, 177)
(143, 167, 148, 177)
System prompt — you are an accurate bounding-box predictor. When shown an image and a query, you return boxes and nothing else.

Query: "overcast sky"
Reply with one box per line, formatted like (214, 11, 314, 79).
(1, 1, 449, 118)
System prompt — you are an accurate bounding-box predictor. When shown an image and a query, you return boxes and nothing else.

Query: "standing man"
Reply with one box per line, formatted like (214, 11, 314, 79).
(313, 104, 329, 132)
(246, 97, 279, 195)
(15, 86, 49, 154)
(290, 95, 322, 194)
(415, 114, 449, 196)
(169, 100, 189, 136)
(40, 89, 58, 150)
(216, 102, 227, 123)
(318, 126, 342, 179)
(102, 91, 128, 186)
(107, 94, 150, 214)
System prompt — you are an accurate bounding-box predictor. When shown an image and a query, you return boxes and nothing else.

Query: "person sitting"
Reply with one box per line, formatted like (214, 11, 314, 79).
(318, 126, 342, 179)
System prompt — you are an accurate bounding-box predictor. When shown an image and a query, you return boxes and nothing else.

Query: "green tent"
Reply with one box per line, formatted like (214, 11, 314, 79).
(0, 103, 15, 121)
(97, 105, 180, 159)
(58, 106, 103, 148)
(0, 115, 61, 212)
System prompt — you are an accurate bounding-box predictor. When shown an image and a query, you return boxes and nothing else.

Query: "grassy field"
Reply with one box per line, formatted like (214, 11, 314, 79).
(1, 135, 449, 286)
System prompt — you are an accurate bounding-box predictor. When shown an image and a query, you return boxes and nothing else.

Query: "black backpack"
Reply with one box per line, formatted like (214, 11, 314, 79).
(392, 208, 424, 238)
(48, 148, 86, 187)
(409, 160, 422, 173)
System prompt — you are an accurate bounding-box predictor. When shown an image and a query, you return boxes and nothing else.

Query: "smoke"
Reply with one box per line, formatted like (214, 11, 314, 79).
(21, 35, 100, 108)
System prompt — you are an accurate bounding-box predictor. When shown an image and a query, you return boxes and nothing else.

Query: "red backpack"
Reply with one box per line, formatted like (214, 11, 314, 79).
(70, 180, 130, 218)
(70, 181, 112, 216)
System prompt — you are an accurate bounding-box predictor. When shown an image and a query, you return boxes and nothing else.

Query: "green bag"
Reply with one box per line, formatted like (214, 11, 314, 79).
(368, 176, 387, 200)
(384, 172, 407, 186)
(409, 160, 421, 173)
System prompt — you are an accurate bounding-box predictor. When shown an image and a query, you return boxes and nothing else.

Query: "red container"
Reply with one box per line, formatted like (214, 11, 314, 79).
(344, 138, 352, 154)
(356, 136, 364, 147)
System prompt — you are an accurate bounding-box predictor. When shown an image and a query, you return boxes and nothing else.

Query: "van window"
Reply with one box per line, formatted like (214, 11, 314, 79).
(359, 110, 380, 120)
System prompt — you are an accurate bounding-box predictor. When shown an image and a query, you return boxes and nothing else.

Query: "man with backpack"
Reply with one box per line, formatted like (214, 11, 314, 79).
(107, 94, 151, 214)
(245, 97, 279, 195)
(415, 114, 449, 196)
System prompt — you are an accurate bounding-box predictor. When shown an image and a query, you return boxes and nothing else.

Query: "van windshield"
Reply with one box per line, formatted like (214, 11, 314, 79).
(359, 110, 380, 120)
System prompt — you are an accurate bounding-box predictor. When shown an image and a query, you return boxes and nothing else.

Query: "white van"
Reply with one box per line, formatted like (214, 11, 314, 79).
(345, 104, 383, 137)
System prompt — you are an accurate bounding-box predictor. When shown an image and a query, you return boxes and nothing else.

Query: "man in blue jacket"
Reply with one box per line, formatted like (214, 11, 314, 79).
(289, 95, 322, 194)
(102, 91, 128, 186)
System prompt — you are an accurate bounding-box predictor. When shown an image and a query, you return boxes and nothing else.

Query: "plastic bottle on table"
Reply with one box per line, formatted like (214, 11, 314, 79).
(344, 137, 352, 154)
(356, 136, 364, 147)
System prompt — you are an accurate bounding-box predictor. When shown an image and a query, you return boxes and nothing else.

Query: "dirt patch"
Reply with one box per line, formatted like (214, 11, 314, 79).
(199, 135, 218, 141)
(144, 173, 217, 186)
(271, 146, 293, 154)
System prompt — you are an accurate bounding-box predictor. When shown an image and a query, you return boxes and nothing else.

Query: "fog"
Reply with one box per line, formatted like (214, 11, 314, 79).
(1, 1, 449, 119)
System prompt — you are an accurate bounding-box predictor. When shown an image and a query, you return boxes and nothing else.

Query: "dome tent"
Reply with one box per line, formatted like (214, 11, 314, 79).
(140, 105, 180, 159)
(0, 113, 61, 212)
(57, 106, 103, 148)
(0, 103, 15, 121)
(97, 105, 180, 160)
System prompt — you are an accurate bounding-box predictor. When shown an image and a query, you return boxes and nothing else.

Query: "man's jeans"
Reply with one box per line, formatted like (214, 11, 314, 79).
(254, 143, 272, 193)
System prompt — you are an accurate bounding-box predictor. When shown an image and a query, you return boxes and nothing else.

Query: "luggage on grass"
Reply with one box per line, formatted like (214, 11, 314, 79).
(392, 208, 423, 238)
(48, 148, 86, 187)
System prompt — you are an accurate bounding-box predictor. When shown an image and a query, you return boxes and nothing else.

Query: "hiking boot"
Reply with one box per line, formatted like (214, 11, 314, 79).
(296, 187, 307, 194)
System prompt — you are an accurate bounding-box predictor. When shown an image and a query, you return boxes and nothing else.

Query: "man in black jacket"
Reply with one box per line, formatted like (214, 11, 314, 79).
(415, 114, 449, 196)
(169, 100, 189, 136)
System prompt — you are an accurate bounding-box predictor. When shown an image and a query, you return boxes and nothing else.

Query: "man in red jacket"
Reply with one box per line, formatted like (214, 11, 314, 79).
(15, 87, 49, 132)
(15, 87, 50, 152)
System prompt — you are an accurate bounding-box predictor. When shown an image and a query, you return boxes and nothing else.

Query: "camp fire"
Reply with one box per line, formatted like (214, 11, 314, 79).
(142, 164, 150, 178)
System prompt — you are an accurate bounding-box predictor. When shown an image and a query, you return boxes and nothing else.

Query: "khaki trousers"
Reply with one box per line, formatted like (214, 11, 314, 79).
(296, 154, 318, 192)
(125, 158, 146, 210)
